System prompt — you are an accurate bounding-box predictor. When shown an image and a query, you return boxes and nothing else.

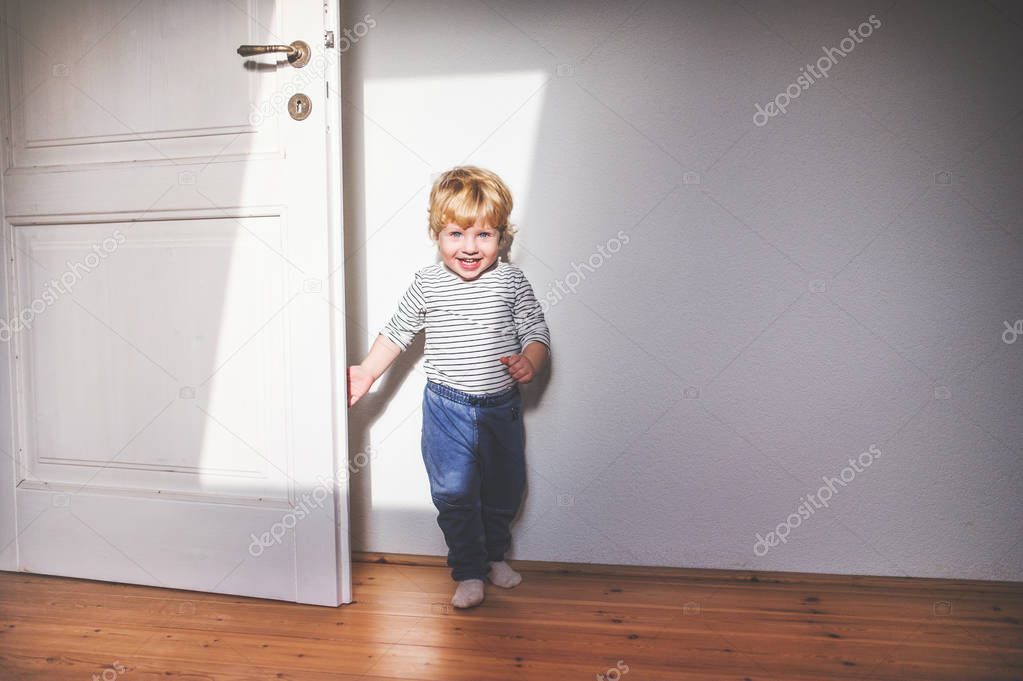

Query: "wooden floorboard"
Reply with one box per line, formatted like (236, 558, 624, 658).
(0, 553, 1020, 680)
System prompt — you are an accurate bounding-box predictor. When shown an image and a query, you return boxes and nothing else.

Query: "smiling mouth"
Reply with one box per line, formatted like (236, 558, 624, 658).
(458, 257, 481, 263)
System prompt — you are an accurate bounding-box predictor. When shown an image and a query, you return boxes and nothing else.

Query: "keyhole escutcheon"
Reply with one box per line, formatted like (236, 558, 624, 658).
(288, 93, 312, 121)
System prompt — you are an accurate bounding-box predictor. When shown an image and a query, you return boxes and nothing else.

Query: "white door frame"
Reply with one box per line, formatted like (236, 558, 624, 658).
(0, 0, 18, 574)
(323, 0, 353, 605)
(0, 33, 13, 575)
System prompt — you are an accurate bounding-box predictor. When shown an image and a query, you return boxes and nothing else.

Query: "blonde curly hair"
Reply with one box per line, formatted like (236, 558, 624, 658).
(427, 166, 517, 251)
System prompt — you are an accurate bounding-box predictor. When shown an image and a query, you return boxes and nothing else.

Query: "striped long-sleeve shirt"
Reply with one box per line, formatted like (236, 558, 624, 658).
(380, 259, 551, 395)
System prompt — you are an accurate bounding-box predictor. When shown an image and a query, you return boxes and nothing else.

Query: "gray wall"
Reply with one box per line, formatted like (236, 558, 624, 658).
(341, 0, 1023, 581)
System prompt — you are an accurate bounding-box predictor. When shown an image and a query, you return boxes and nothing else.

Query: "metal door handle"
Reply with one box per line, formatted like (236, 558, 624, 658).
(236, 40, 310, 68)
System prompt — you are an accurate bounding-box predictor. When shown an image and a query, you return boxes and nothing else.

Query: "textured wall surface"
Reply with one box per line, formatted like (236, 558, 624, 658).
(342, 0, 1023, 581)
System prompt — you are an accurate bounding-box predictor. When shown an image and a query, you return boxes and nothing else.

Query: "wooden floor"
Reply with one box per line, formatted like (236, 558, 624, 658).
(0, 552, 1021, 680)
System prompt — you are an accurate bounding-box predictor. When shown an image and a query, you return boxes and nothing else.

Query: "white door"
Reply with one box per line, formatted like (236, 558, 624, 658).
(0, 0, 351, 606)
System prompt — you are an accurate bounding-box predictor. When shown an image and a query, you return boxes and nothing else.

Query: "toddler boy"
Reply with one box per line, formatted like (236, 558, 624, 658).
(348, 166, 550, 608)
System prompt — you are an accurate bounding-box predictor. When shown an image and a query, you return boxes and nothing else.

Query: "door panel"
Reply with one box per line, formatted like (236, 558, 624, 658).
(7, 0, 281, 166)
(15, 215, 291, 501)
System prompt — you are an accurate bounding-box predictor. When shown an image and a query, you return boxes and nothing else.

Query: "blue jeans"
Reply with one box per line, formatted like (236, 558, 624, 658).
(421, 379, 526, 582)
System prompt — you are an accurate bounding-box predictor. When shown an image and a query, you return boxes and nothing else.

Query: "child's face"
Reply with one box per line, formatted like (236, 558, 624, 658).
(437, 219, 500, 280)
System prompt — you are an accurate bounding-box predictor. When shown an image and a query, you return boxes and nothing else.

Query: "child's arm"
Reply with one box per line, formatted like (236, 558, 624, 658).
(348, 334, 402, 406)
(500, 340, 548, 383)
(361, 333, 403, 379)
(500, 266, 552, 384)
(349, 271, 427, 407)
(522, 340, 549, 374)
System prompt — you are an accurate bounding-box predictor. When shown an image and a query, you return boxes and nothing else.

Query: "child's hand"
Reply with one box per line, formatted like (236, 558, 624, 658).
(347, 365, 375, 407)
(499, 354, 535, 383)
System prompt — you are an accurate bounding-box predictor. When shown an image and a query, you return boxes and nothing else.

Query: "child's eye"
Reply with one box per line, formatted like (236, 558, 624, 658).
(480, 232, 492, 238)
